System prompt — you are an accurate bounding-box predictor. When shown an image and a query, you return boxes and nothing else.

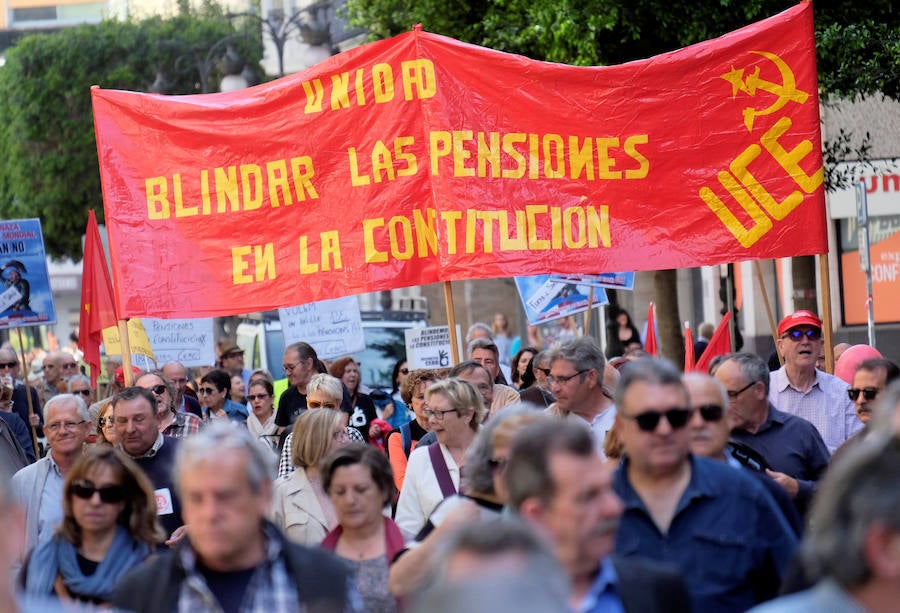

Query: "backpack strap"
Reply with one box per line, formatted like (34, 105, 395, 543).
(401, 422, 412, 458)
(428, 443, 457, 498)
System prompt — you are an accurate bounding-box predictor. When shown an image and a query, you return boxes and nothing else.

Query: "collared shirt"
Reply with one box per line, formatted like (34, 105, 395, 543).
(613, 455, 797, 612)
(730, 404, 829, 507)
(37, 453, 65, 544)
(176, 523, 300, 613)
(747, 578, 869, 613)
(163, 411, 202, 439)
(576, 557, 625, 613)
(769, 367, 862, 453)
(128, 432, 165, 459)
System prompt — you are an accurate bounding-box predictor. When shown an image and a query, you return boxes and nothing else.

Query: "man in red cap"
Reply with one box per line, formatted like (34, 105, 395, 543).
(768, 310, 860, 453)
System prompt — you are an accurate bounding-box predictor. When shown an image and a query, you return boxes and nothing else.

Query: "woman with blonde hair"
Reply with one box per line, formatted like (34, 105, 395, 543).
(22, 446, 160, 605)
(270, 408, 351, 546)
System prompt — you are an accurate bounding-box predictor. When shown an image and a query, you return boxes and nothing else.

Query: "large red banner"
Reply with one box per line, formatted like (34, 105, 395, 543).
(92, 2, 826, 319)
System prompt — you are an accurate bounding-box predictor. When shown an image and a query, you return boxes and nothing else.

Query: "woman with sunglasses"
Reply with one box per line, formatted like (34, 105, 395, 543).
(21, 446, 161, 605)
(247, 379, 278, 457)
(198, 369, 248, 423)
(95, 400, 117, 446)
(395, 378, 485, 535)
(135, 371, 201, 439)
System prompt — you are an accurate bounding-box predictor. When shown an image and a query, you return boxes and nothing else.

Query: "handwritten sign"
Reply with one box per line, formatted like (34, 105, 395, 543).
(278, 296, 364, 360)
(144, 317, 215, 367)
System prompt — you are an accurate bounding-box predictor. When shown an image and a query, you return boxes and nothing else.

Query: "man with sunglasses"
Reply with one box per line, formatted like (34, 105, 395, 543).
(612, 358, 797, 612)
(716, 352, 829, 516)
(0, 347, 42, 433)
(832, 358, 900, 463)
(11, 393, 92, 564)
(684, 373, 803, 537)
(769, 310, 860, 453)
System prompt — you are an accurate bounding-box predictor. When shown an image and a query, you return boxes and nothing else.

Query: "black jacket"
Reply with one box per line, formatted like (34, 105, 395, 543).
(111, 522, 352, 613)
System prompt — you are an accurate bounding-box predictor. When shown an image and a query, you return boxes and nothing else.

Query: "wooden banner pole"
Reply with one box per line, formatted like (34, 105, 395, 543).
(583, 288, 594, 337)
(818, 254, 835, 374)
(443, 282, 460, 366)
(753, 260, 783, 366)
(14, 327, 41, 458)
(118, 320, 136, 385)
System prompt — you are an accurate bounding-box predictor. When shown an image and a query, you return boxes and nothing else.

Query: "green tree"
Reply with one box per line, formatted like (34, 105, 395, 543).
(344, 0, 898, 362)
(0, 3, 262, 259)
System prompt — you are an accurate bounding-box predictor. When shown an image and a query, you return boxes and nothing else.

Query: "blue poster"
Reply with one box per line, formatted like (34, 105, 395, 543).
(515, 275, 608, 325)
(550, 272, 635, 290)
(0, 219, 56, 329)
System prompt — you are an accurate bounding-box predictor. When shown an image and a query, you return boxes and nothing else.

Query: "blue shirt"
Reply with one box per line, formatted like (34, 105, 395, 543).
(576, 557, 625, 613)
(613, 455, 798, 613)
(730, 404, 830, 511)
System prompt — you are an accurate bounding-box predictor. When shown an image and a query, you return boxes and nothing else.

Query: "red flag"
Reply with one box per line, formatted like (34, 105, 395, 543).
(644, 303, 658, 357)
(684, 322, 695, 372)
(693, 312, 733, 373)
(79, 210, 118, 386)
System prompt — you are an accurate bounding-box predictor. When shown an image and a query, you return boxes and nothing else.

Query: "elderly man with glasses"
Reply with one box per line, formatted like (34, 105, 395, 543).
(11, 394, 92, 561)
(684, 372, 802, 536)
(612, 358, 797, 612)
(768, 310, 861, 452)
(716, 352, 829, 516)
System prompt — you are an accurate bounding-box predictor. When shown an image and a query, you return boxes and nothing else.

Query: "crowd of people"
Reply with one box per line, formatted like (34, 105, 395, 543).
(1, 307, 899, 613)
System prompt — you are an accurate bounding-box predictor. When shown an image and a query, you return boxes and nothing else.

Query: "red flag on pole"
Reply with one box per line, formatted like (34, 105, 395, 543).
(693, 312, 733, 373)
(79, 210, 118, 386)
(684, 322, 695, 372)
(644, 303, 658, 357)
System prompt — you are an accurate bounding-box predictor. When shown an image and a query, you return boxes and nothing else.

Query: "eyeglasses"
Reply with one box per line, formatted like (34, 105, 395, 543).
(0, 361, 17, 369)
(45, 420, 87, 433)
(247, 394, 271, 401)
(695, 404, 724, 422)
(424, 408, 458, 420)
(624, 408, 693, 432)
(399, 368, 409, 375)
(487, 457, 508, 473)
(283, 362, 299, 373)
(70, 481, 126, 504)
(547, 369, 590, 386)
(726, 381, 756, 399)
(848, 387, 879, 402)
(73, 389, 92, 397)
(782, 328, 821, 341)
(307, 400, 338, 410)
(62, 362, 78, 370)
(197, 387, 218, 395)
(146, 384, 167, 396)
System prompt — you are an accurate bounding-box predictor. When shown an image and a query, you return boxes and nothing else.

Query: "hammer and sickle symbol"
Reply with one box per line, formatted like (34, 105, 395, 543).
(720, 51, 809, 132)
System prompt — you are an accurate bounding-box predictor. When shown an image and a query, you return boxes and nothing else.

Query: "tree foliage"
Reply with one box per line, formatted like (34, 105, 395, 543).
(345, 0, 899, 99)
(0, 2, 262, 259)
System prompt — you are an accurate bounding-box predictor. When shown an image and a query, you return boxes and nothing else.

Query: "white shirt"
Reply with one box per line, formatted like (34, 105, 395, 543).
(395, 443, 461, 535)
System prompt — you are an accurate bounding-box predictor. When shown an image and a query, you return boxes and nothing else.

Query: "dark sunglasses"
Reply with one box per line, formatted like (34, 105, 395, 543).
(74, 389, 92, 397)
(627, 408, 693, 432)
(197, 387, 218, 395)
(70, 481, 126, 504)
(848, 387, 879, 402)
(0, 361, 17, 369)
(247, 393, 271, 401)
(695, 404, 724, 422)
(147, 384, 167, 396)
(782, 328, 821, 341)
